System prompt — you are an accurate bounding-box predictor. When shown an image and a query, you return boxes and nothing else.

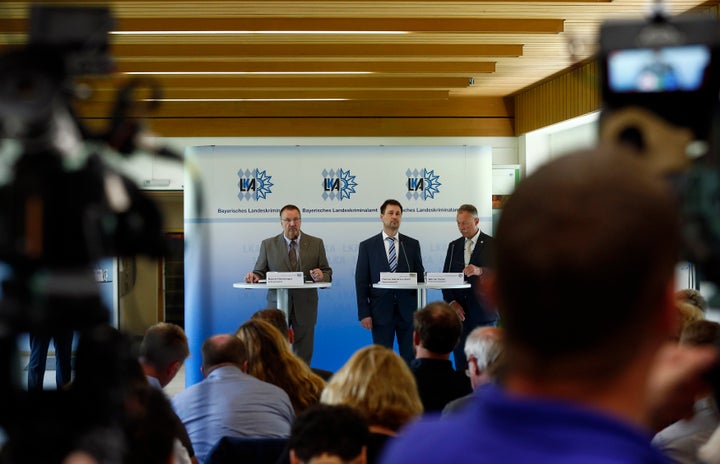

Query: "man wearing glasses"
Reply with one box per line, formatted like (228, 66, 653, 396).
(245, 204, 332, 365)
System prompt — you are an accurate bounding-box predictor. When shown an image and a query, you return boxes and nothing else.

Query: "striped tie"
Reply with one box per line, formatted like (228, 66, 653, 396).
(387, 237, 397, 272)
(289, 239, 298, 271)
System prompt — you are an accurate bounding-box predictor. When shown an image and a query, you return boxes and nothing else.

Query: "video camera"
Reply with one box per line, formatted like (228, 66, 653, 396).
(0, 5, 175, 463)
(598, 9, 720, 287)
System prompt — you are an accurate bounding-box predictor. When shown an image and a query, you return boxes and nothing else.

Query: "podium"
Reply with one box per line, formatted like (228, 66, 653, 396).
(372, 282, 470, 309)
(233, 281, 332, 319)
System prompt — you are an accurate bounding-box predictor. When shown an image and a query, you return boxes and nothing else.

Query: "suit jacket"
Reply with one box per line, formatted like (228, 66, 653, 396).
(441, 232, 497, 324)
(252, 232, 332, 318)
(355, 233, 425, 325)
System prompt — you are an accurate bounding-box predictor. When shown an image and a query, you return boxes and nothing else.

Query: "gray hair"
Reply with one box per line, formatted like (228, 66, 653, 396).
(464, 327, 503, 371)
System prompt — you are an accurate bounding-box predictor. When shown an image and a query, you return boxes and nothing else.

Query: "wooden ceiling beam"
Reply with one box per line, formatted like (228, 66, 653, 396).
(4, 17, 564, 33)
(112, 43, 523, 58)
(84, 75, 475, 89)
(115, 60, 496, 74)
(74, 96, 511, 118)
(79, 88, 452, 101)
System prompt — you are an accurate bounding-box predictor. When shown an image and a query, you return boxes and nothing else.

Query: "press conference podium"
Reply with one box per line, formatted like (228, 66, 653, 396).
(372, 282, 470, 308)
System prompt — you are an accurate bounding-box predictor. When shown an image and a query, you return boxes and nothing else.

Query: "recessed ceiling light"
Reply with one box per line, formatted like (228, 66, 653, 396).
(111, 30, 409, 35)
(125, 71, 373, 75)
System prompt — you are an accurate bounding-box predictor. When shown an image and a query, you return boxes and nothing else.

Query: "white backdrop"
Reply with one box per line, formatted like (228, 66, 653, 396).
(184, 145, 491, 384)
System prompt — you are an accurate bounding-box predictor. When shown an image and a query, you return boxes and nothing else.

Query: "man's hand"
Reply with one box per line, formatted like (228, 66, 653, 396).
(360, 317, 373, 330)
(463, 264, 484, 277)
(245, 272, 259, 283)
(646, 342, 718, 430)
(310, 268, 324, 282)
(449, 301, 466, 321)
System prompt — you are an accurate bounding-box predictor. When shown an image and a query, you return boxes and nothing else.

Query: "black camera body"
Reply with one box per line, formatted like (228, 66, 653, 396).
(599, 13, 720, 285)
(0, 6, 169, 463)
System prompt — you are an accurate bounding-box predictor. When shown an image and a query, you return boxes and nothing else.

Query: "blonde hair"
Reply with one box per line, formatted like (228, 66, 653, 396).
(677, 301, 705, 331)
(235, 319, 325, 414)
(321, 345, 423, 431)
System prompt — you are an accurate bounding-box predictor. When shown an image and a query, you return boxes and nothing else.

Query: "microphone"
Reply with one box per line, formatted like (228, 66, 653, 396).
(399, 239, 411, 273)
(445, 242, 455, 273)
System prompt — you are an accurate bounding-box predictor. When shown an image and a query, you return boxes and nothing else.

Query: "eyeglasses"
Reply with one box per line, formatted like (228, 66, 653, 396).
(281, 218, 301, 224)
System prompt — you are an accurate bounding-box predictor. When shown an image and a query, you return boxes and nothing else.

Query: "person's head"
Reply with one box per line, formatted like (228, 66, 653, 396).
(122, 383, 178, 464)
(288, 404, 369, 464)
(280, 204, 302, 240)
(321, 345, 423, 432)
(380, 199, 403, 235)
(456, 204, 480, 239)
(680, 319, 720, 347)
(251, 308, 294, 343)
(464, 326, 505, 389)
(200, 334, 247, 377)
(235, 318, 325, 413)
(676, 289, 708, 313)
(413, 301, 462, 357)
(138, 322, 189, 387)
(491, 148, 681, 384)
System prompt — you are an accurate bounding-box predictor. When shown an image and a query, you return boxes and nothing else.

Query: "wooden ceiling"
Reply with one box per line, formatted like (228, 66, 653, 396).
(2, 1, 719, 137)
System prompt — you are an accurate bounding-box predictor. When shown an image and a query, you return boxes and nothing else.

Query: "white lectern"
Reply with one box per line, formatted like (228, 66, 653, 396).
(372, 282, 470, 308)
(233, 282, 332, 319)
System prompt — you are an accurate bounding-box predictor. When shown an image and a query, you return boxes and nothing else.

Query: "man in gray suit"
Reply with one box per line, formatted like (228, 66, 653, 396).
(245, 204, 332, 364)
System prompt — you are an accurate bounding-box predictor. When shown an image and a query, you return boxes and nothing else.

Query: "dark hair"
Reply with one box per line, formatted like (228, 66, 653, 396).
(289, 404, 369, 462)
(413, 301, 462, 354)
(251, 308, 289, 341)
(201, 334, 246, 370)
(139, 322, 189, 369)
(457, 204, 478, 217)
(493, 148, 681, 381)
(280, 204, 301, 218)
(380, 199, 402, 214)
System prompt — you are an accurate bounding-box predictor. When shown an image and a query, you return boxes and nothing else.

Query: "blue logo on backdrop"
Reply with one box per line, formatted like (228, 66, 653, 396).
(322, 168, 358, 201)
(406, 168, 441, 200)
(237, 168, 274, 201)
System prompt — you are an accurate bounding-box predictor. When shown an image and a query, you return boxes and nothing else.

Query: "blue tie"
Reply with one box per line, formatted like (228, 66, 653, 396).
(387, 237, 397, 272)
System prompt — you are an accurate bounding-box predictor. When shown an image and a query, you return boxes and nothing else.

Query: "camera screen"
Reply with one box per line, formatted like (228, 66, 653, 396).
(607, 44, 710, 93)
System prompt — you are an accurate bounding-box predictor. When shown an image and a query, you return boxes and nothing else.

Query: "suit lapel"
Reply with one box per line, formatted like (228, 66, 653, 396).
(376, 233, 390, 272)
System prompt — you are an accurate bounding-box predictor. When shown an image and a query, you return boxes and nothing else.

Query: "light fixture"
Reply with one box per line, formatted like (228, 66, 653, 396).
(111, 30, 409, 35)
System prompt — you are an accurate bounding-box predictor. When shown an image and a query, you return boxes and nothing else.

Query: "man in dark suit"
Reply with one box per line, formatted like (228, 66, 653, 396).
(355, 199, 425, 364)
(245, 205, 332, 365)
(442, 204, 497, 372)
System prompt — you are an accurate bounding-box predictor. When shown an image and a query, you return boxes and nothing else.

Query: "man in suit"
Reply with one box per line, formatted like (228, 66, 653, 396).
(355, 199, 425, 364)
(245, 204, 332, 365)
(442, 204, 497, 371)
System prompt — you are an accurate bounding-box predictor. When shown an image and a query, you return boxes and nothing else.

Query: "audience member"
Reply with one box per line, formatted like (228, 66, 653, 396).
(442, 326, 505, 416)
(137, 322, 197, 463)
(287, 404, 369, 464)
(139, 322, 189, 389)
(381, 148, 718, 463)
(235, 319, 325, 414)
(653, 319, 720, 464)
(409, 301, 472, 412)
(321, 345, 422, 464)
(250, 308, 334, 380)
(171, 334, 294, 463)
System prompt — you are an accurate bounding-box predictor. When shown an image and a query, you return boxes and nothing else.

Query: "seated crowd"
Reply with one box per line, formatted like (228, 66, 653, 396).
(47, 148, 720, 464)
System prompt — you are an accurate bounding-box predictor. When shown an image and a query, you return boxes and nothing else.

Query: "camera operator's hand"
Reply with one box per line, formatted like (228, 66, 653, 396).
(645, 342, 718, 431)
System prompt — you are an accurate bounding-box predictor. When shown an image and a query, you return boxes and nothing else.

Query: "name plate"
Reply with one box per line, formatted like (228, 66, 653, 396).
(379, 272, 417, 285)
(425, 272, 465, 285)
(266, 272, 304, 286)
